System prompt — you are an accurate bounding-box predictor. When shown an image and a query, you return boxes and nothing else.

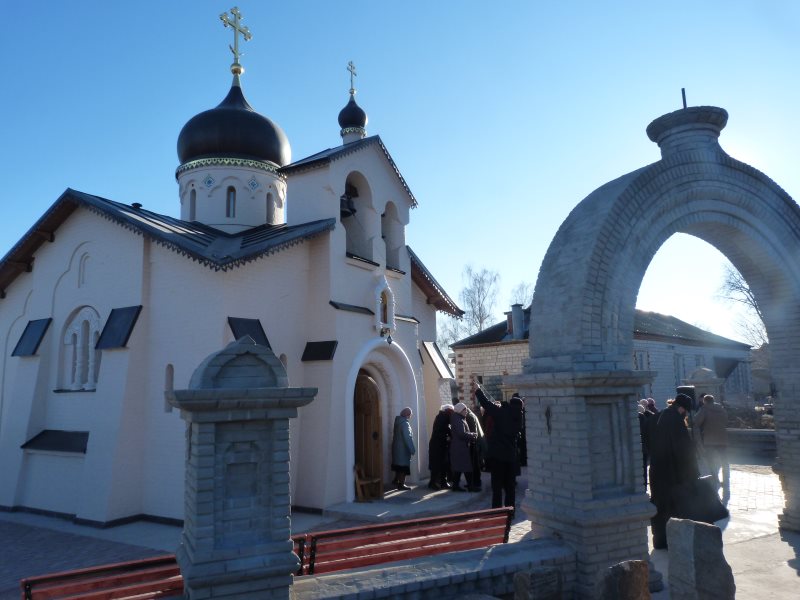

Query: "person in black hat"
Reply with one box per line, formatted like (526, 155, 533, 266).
(648, 393, 699, 549)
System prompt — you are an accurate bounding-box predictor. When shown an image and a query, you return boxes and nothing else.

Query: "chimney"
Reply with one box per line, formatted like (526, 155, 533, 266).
(506, 312, 513, 337)
(511, 304, 524, 340)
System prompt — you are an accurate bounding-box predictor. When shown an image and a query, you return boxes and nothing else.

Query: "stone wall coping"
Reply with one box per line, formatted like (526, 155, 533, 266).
(166, 388, 317, 413)
(505, 370, 655, 390)
(290, 538, 575, 599)
(523, 493, 656, 528)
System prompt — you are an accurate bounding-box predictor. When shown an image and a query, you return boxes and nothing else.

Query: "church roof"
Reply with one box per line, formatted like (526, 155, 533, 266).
(407, 246, 463, 318)
(281, 136, 418, 207)
(451, 307, 750, 350)
(0, 189, 335, 297)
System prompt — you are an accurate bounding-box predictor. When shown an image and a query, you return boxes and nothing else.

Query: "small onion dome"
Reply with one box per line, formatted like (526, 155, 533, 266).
(177, 76, 291, 167)
(338, 94, 368, 131)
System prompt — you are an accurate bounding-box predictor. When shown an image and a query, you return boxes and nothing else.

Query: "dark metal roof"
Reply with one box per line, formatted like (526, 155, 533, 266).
(281, 136, 418, 207)
(338, 95, 368, 129)
(22, 430, 89, 454)
(634, 310, 750, 349)
(452, 307, 750, 350)
(11, 318, 52, 356)
(450, 321, 514, 348)
(329, 301, 374, 315)
(96, 306, 142, 350)
(177, 77, 290, 167)
(0, 189, 335, 298)
(407, 246, 464, 318)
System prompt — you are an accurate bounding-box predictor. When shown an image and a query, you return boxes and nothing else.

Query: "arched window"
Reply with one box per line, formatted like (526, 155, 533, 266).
(189, 189, 196, 221)
(61, 306, 102, 391)
(374, 278, 395, 335)
(266, 192, 274, 225)
(380, 291, 389, 324)
(226, 186, 236, 218)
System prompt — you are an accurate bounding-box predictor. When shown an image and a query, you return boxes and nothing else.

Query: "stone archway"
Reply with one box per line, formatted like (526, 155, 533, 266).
(510, 106, 800, 597)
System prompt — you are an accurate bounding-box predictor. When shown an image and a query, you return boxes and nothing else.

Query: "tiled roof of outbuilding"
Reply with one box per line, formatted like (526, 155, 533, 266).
(451, 307, 750, 350)
(634, 310, 750, 349)
(0, 188, 335, 298)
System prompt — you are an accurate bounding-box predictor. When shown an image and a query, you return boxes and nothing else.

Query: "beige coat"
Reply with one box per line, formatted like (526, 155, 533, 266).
(694, 403, 728, 446)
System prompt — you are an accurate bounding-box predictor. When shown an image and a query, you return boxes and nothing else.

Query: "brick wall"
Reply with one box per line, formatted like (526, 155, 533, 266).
(454, 341, 527, 406)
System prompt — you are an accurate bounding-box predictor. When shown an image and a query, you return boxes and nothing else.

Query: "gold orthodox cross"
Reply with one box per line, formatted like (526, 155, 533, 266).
(220, 7, 252, 73)
(347, 61, 357, 94)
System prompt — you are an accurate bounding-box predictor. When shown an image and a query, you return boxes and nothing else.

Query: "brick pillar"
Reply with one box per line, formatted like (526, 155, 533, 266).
(166, 337, 316, 599)
(507, 370, 656, 599)
(773, 365, 800, 532)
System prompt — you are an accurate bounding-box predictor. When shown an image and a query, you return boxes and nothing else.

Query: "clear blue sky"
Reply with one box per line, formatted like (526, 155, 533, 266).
(2, 1, 798, 343)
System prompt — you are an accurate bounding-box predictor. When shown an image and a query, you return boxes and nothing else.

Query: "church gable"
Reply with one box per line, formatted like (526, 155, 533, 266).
(282, 135, 417, 208)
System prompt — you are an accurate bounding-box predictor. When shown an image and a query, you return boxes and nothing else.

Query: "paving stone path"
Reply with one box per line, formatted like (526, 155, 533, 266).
(0, 464, 788, 599)
(0, 520, 162, 600)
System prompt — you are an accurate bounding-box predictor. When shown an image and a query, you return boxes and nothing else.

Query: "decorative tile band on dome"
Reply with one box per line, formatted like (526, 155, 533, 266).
(175, 157, 286, 180)
(340, 127, 366, 135)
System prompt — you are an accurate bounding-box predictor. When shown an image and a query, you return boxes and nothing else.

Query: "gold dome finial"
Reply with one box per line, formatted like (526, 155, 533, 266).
(220, 7, 252, 76)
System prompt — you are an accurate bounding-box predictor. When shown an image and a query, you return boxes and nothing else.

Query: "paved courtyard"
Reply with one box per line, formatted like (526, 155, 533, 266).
(1, 464, 797, 599)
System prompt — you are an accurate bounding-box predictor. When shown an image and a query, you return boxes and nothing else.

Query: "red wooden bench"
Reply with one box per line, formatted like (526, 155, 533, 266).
(292, 506, 514, 576)
(20, 507, 513, 596)
(19, 554, 182, 600)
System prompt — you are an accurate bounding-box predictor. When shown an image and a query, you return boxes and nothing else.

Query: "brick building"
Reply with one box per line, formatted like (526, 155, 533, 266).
(451, 303, 752, 408)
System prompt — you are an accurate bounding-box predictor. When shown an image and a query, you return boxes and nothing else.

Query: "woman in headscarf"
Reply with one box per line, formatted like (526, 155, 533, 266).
(391, 407, 415, 490)
(449, 402, 477, 491)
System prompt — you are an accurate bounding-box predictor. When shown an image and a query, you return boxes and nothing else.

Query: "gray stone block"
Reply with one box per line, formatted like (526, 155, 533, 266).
(513, 565, 562, 599)
(667, 518, 735, 599)
(595, 559, 649, 599)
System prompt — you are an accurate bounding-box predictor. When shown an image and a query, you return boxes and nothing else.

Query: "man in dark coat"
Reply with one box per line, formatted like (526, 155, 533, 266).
(474, 381, 524, 509)
(648, 394, 699, 549)
(428, 404, 453, 489)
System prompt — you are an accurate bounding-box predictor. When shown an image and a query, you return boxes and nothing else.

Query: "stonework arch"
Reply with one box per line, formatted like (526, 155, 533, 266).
(516, 106, 800, 597)
(531, 111, 800, 374)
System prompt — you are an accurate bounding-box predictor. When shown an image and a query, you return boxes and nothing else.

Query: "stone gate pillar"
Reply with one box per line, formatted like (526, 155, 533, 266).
(166, 337, 316, 600)
(508, 369, 656, 598)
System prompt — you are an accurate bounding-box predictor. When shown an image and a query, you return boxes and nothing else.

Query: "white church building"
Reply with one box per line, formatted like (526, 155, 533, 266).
(0, 39, 460, 525)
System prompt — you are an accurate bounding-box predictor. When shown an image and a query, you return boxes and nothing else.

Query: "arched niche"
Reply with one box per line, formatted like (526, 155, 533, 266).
(340, 171, 376, 261)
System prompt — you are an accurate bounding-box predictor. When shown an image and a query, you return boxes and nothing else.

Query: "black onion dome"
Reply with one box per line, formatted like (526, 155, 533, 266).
(177, 79, 291, 167)
(338, 95, 368, 130)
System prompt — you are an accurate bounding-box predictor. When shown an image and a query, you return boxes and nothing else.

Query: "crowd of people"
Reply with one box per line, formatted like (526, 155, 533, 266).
(390, 383, 728, 548)
(391, 379, 527, 508)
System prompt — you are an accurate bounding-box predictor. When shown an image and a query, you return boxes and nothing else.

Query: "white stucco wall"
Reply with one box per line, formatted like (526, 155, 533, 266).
(0, 191, 442, 522)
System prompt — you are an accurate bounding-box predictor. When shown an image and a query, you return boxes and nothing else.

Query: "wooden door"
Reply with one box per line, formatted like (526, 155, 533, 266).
(354, 371, 383, 498)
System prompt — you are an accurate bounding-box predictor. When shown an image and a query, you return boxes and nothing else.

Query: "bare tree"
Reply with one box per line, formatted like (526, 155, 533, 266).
(510, 281, 534, 307)
(717, 264, 768, 347)
(460, 265, 500, 335)
(436, 315, 466, 351)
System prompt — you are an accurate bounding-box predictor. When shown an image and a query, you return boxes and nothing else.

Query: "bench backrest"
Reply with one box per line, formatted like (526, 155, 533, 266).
(20, 554, 181, 600)
(292, 506, 513, 575)
(20, 508, 514, 596)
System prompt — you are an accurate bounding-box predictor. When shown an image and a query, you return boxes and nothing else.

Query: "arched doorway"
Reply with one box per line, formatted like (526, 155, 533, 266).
(513, 106, 800, 597)
(354, 370, 383, 499)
